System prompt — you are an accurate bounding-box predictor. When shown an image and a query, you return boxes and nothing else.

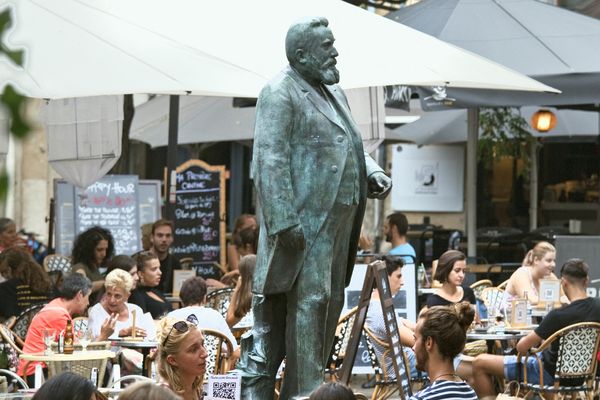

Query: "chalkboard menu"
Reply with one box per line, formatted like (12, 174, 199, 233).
(339, 260, 409, 398)
(54, 177, 161, 256)
(172, 160, 226, 279)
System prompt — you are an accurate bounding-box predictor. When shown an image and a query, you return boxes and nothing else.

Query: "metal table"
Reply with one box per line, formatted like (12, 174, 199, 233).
(114, 340, 158, 377)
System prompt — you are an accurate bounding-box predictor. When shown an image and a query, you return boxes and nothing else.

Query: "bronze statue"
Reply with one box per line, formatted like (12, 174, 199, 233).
(237, 17, 392, 399)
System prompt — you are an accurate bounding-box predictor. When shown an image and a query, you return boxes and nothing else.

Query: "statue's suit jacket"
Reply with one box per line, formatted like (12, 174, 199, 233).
(251, 66, 383, 295)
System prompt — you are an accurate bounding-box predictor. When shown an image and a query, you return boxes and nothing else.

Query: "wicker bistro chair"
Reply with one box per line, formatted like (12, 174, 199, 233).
(481, 287, 506, 321)
(0, 324, 22, 371)
(519, 322, 600, 399)
(362, 326, 426, 400)
(13, 303, 47, 346)
(325, 307, 357, 381)
(43, 254, 72, 274)
(202, 328, 235, 383)
(206, 287, 235, 319)
(72, 317, 89, 336)
(470, 279, 493, 302)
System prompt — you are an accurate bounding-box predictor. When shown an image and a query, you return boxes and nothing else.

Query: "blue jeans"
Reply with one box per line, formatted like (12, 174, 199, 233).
(504, 355, 554, 385)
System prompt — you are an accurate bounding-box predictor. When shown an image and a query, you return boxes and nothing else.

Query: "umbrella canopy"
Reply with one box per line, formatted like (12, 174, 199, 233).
(388, 107, 600, 145)
(0, 0, 557, 99)
(388, 0, 600, 108)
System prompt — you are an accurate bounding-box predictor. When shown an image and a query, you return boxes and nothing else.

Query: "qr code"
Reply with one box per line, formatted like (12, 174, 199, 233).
(211, 381, 236, 399)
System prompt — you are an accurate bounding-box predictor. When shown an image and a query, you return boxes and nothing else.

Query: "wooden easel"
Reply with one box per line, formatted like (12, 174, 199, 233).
(339, 260, 410, 399)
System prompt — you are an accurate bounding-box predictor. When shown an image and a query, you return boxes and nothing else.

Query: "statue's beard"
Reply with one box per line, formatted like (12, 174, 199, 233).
(306, 56, 340, 85)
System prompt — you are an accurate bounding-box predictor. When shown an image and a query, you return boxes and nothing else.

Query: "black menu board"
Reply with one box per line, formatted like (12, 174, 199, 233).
(172, 160, 226, 279)
(74, 175, 141, 255)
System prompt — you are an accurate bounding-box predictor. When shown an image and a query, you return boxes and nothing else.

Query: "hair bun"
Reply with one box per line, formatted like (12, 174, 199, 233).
(454, 301, 475, 330)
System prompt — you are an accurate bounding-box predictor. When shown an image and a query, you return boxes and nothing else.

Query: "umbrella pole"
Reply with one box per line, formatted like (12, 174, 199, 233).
(165, 95, 180, 221)
(467, 108, 478, 258)
(529, 140, 539, 231)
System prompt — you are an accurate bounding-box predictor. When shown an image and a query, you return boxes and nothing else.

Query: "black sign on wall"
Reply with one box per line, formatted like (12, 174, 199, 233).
(171, 160, 226, 279)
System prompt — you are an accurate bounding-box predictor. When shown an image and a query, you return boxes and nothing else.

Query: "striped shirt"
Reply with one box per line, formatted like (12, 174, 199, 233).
(409, 380, 477, 400)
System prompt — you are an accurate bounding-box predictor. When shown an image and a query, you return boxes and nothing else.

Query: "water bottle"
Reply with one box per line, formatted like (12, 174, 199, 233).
(524, 290, 533, 326)
(90, 367, 98, 387)
(417, 264, 426, 289)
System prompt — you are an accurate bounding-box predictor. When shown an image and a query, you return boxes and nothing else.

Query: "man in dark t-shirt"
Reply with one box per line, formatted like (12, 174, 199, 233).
(471, 258, 600, 400)
(149, 219, 181, 294)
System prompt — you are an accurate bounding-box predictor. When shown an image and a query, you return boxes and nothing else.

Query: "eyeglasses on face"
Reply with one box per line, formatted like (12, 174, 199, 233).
(162, 313, 198, 347)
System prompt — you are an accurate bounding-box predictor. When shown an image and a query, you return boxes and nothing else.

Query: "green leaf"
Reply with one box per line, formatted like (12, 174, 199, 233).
(0, 9, 24, 66)
(1, 85, 31, 138)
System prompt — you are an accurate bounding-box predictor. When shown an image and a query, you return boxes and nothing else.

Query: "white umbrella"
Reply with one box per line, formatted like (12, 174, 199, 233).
(389, 107, 600, 145)
(0, 0, 558, 99)
(130, 96, 256, 148)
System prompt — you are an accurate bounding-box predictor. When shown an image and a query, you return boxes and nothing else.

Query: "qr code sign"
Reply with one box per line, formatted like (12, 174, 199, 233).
(207, 374, 241, 400)
(211, 381, 236, 399)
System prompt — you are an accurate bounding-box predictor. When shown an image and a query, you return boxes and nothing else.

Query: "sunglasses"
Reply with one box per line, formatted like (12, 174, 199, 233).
(162, 314, 198, 347)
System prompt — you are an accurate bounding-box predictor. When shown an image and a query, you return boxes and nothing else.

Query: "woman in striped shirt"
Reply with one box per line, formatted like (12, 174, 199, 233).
(409, 302, 477, 400)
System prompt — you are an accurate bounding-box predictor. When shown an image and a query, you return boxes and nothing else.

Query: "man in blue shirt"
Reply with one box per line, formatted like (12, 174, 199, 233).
(384, 212, 416, 264)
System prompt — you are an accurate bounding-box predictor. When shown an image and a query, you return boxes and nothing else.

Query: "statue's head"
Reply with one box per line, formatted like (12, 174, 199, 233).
(285, 17, 340, 85)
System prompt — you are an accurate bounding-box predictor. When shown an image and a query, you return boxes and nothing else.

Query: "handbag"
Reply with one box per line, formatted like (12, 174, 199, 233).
(496, 381, 530, 399)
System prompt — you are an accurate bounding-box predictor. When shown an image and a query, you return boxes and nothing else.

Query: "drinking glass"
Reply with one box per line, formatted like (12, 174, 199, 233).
(77, 328, 92, 351)
(43, 329, 55, 355)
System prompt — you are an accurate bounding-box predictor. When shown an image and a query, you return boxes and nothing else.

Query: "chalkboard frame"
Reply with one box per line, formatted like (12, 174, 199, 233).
(339, 260, 409, 398)
(175, 159, 227, 273)
(53, 178, 161, 257)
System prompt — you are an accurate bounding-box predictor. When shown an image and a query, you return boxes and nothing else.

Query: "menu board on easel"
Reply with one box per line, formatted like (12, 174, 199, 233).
(74, 175, 140, 255)
(339, 260, 410, 399)
(171, 160, 226, 280)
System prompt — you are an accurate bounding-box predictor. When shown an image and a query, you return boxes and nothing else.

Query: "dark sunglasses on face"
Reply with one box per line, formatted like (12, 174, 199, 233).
(162, 313, 198, 347)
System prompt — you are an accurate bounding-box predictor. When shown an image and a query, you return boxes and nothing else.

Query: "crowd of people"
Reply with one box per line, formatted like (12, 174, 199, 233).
(1, 209, 599, 399)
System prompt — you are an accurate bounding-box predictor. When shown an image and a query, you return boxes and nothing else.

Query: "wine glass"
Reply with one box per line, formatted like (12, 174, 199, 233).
(76, 328, 92, 351)
(43, 329, 56, 355)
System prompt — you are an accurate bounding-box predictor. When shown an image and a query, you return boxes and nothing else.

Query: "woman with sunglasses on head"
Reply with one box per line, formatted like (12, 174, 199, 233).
(157, 315, 208, 400)
(129, 251, 172, 319)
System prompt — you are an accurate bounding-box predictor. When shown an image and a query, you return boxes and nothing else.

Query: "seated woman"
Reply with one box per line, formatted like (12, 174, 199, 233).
(426, 250, 477, 372)
(71, 226, 115, 300)
(427, 250, 476, 310)
(226, 214, 257, 272)
(88, 269, 148, 340)
(408, 303, 477, 400)
(505, 241, 564, 304)
(0, 218, 28, 253)
(365, 257, 420, 386)
(226, 254, 256, 328)
(129, 252, 172, 319)
(0, 247, 54, 319)
(157, 317, 208, 400)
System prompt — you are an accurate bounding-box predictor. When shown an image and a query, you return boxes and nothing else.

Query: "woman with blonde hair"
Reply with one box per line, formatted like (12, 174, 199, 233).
(88, 268, 148, 340)
(226, 254, 256, 327)
(157, 316, 208, 400)
(505, 241, 563, 304)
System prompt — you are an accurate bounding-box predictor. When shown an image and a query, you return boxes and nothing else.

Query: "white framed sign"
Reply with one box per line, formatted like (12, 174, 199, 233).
(510, 299, 528, 327)
(391, 144, 464, 212)
(172, 270, 196, 296)
(539, 279, 560, 307)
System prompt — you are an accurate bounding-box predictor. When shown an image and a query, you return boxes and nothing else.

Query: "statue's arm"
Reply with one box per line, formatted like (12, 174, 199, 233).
(252, 83, 301, 236)
(364, 152, 392, 199)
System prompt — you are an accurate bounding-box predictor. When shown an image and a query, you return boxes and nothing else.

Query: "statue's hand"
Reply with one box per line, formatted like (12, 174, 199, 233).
(277, 225, 306, 250)
(367, 171, 392, 199)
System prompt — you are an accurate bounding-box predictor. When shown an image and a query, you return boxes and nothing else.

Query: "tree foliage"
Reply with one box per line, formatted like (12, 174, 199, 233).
(478, 107, 535, 171)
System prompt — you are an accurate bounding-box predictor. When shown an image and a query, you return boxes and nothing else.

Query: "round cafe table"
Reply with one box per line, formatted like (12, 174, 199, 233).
(113, 340, 158, 377)
(467, 330, 529, 354)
